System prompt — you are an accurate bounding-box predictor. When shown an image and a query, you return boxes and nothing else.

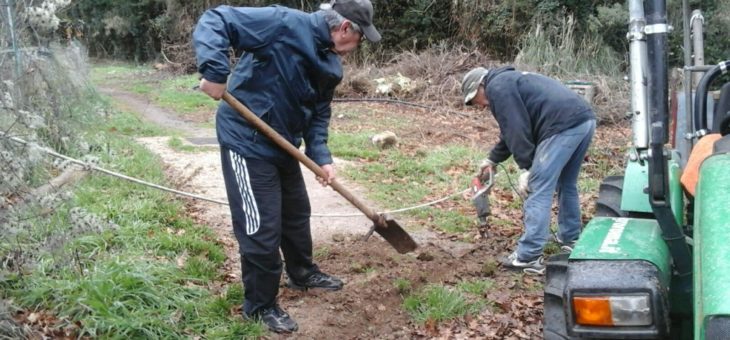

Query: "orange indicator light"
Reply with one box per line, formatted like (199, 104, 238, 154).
(573, 296, 614, 326)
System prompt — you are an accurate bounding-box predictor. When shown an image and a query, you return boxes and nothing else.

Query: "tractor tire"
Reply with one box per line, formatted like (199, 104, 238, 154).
(543, 253, 576, 340)
(594, 176, 628, 217)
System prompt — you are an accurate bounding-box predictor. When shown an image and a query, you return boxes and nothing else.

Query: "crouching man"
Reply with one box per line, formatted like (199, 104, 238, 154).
(462, 66, 596, 275)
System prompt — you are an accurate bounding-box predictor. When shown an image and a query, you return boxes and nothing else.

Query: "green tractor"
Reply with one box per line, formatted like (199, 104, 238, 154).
(543, 0, 730, 338)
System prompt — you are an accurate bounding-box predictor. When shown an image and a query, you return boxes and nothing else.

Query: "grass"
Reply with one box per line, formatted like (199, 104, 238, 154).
(155, 74, 218, 114)
(105, 109, 168, 137)
(329, 132, 381, 160)
(166, 136, 217, 153)
(393, 278, 412, 295)
(514, 14, 630, 122)
(0, 97, 265, 338)
(313, 245, 331, 260)
(403, 282, 487, 324)
(337, 141, 481, 234)
(121, 72, 216, 115)
(92, 64, 216, 121)
(331, 107, 414, 132)
(544, 241, 562, 256)
(457, 279, 494, 296)
(16, 259, 206, 338)
(584, 145, 627, 191)
(349, 262, 371, 274)
(412, 208, 474, 233)
(515, 14, 622, 78)
(130, 83, 154, 95)
(90, 64, 154, 85)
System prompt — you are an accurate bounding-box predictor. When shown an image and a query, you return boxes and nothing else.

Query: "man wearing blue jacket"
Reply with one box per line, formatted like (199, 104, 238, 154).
(462, 66, 596, 275)
(193, 0, 381, 333)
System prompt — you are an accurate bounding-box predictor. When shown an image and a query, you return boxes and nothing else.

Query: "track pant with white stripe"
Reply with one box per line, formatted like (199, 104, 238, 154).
(220, 146, 319, 315)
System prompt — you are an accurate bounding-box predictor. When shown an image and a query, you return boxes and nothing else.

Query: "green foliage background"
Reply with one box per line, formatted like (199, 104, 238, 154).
(668, 0, 730, 65)
(60, 0, 729, 65)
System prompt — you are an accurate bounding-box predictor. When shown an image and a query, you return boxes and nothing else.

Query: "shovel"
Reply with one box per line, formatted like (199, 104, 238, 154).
(221, 92, 418, 254)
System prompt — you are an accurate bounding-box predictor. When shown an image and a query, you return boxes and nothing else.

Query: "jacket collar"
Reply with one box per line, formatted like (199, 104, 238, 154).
(311, 12, 335, 55)
(485, 66, 516, 85)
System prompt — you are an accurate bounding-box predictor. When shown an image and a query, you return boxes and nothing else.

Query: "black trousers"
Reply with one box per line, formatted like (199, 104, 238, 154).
(220, 146, 318, 315)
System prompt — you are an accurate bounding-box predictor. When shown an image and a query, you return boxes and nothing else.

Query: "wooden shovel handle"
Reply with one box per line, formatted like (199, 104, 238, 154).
(222, 92, 382, 224)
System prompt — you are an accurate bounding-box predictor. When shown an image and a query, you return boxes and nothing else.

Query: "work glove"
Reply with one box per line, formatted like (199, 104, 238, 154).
(477, 158, 496, 181)
(516, 170, 530, 198)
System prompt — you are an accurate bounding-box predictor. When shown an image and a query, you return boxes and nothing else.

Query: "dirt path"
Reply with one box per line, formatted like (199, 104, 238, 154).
(99, 85, 379, 242)
(98, 86, 215, 138)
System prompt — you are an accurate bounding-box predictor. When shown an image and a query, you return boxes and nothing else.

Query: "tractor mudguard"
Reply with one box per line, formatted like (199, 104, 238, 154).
(571, 217, 671, 283)
(694, 150, 730, 339)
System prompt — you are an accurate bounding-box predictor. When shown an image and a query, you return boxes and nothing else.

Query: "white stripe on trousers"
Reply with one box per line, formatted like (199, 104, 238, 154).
(229, 151, 261, 235)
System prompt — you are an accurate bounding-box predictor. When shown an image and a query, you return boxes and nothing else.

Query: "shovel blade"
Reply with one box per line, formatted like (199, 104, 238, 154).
(374, 214, 418, 254)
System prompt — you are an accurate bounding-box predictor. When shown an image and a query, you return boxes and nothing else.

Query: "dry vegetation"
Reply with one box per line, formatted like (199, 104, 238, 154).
(337, 46, 630, 123)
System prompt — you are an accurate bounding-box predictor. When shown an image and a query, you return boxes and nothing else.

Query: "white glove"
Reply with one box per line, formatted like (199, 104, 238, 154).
(478, 158, 496, 179)
(516, 170, 530, 198)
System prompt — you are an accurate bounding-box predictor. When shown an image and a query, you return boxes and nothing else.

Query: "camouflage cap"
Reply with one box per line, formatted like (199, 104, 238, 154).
(461, 67, 488, 105)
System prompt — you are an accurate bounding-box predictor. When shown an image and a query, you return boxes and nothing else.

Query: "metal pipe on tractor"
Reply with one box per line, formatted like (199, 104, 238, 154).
(690, 10, 705, 88)
(628, 0, 649, 150)
(680, 0, 694, 160)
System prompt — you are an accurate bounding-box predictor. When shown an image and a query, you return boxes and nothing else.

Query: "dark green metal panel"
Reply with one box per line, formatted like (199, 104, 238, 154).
(620, 152, 684, 225)
(668, 154, 684, 226)
(621, 158, 652, 213)
(570, 217, 671, 286)
(694, 154, 730, 340)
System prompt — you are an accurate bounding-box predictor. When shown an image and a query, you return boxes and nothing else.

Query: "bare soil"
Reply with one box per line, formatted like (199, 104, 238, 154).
(99, 76, 630, 339)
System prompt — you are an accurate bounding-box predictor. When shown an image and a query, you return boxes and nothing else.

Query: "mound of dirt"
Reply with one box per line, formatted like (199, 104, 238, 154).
(271, 231, 543, 339)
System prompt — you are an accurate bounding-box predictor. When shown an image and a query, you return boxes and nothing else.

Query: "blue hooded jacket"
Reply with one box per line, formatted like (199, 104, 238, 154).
(484, 66, 595, 169)
(193, 5, 342, 166)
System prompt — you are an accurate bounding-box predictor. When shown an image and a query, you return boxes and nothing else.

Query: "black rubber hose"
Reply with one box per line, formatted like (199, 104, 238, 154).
(693, 61, 730, 132)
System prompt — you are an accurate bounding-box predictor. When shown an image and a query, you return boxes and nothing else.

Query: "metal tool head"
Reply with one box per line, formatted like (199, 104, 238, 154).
(471, 170, 494, 225)
(472, 190, 491, 224)
(372, 214, 418, 254)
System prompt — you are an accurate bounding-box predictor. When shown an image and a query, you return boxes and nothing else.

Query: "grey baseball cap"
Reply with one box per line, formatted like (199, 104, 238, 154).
(332, 0, 381, 43)
(461, 67, 489, 105)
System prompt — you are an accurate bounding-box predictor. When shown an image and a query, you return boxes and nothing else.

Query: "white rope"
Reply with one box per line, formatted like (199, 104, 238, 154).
(382, 188, 470, 214)
(2, 133, 470, 217)
(4, 133, 230, 205)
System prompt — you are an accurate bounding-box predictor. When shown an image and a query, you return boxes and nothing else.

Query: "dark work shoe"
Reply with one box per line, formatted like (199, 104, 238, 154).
(244, 304, 298, 333)
(287, 271, 343, 291)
